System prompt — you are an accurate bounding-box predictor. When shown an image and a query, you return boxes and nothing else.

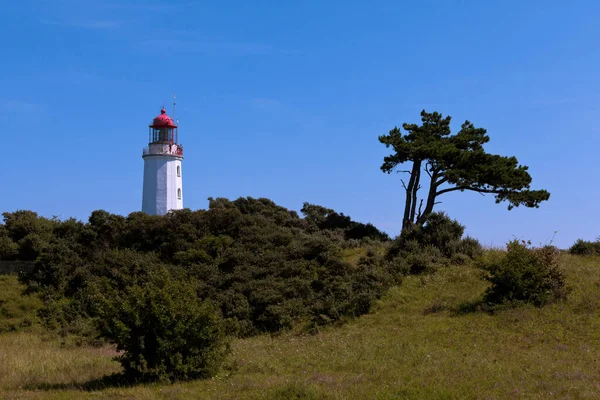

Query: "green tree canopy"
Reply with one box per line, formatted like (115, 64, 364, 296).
(379, 110, 550, 231)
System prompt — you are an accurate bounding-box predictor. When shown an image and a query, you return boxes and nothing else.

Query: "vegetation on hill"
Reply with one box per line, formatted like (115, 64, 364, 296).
(0, 197, 485, 382)
(569, 238, 600, 255)
(0, 275, 42, 333)
(0, 253, 598, 398)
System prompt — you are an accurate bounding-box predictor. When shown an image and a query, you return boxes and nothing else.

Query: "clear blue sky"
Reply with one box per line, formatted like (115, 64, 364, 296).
(1, 0, 598, 248)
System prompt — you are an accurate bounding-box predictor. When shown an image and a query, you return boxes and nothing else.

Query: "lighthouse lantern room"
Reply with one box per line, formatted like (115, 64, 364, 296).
(142, 108, 184, 215)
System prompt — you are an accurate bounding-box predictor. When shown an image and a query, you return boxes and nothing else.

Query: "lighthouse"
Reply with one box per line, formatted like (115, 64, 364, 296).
(142, 108, 184, 215)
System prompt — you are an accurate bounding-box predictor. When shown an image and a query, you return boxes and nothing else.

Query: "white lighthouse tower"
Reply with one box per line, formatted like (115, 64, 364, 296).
(142, 107, 184, 215)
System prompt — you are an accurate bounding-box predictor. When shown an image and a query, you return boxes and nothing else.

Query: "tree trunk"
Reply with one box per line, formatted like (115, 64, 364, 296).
(409, 163, 421, 224)
(416, 169, 439, 226)
(401, 160, 421, 231)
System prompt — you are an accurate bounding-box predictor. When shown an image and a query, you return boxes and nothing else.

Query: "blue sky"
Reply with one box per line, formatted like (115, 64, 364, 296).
(1, 0, 598, 248)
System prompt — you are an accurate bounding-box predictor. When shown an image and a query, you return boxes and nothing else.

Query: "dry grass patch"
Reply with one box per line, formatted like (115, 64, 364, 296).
(0, 333, 120, 393)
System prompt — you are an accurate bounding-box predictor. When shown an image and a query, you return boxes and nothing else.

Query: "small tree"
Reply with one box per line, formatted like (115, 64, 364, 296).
(379, 110, 550, 232)
(98, 271, 229, 382)
(483, 240, 568, 307)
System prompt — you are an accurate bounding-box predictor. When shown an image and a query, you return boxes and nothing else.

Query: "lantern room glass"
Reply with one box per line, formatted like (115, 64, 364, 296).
(149, 127, 178, 144)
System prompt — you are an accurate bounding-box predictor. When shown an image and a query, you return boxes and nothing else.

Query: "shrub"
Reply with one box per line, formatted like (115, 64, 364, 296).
(404, 244, 444, 274)
(387, 212, 482, 262)
(569, 239, 600, 256)
(98, 270, 229, 382)
(483, 240, 569, 307)
(0, 235, 18, 260)
(19, 197, 397, 339)
(448, 236, 483, 259)
(301, 202, 389, 241)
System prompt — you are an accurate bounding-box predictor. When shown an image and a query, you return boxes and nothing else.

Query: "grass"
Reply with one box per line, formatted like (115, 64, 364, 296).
(0, 275, 42, 333)
(1, 254, 600, 399)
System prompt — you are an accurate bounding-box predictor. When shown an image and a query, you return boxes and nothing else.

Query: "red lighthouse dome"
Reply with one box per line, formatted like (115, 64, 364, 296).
(151, 108, 177, 128)
(147, 107, 180, 146)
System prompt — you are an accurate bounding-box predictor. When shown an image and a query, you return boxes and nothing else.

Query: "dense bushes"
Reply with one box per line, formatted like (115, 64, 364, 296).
(6, 198, 394, 344)
(385, 212, 482, 273)
(0, 211, 56, 261)
(569, 239, 600, 256)
(3, 198, 576, 382)
(482, 240, 569, 307)
(301, 203, 390, 241)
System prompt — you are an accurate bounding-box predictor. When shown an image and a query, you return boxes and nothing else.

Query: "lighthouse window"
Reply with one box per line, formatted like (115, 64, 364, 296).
(177, 166, 181, 177)
(177, 188, 182, 199)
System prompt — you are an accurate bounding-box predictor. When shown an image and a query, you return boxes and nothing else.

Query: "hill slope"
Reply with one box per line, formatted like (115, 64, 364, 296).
(1, 254, 600, 399)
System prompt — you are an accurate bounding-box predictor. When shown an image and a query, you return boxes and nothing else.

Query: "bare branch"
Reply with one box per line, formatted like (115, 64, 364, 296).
(416, 199, 424, 219)
(400, 179, 408, 190)
(424, 162, 433, 178)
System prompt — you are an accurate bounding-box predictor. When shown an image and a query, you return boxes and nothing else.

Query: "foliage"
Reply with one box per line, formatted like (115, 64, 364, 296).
(97, 268, 229, 382)
(569, 238, 600, 256)
(378, 110, 550, 231)
(482, 240, 569, 307)
(301, 202, 389, 241)
(1, 211, 56, 261)
(0, 235, 18, 260)
(11, 197, 394, 341)
(386, 212, 482, 274)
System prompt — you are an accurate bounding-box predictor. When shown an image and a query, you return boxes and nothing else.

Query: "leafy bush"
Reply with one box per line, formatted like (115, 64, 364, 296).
(98, 269, 229, 382)
(301, 202, 389, 241)
(483, 240, 569, 307)
(388, 212, 481, 260)
(384, 213, 481, 274)
(0, 235, 18, 260)
(447, 236, 483, 259)
(1, 211, 56, 261)
(15, 197, 396, 340)
(569, 239, 600, 256)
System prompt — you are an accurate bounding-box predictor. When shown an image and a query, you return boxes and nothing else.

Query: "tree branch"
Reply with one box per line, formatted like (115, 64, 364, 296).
(435, 176, 449, 187)
(416, 198, 424, 219)
(436, 186, 501, 197)
(424, 162, 433, 178)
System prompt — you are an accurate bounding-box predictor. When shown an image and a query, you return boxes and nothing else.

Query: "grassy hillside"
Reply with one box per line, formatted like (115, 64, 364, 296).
(1, 254, 600, 399)
(0, 275, 42, 334)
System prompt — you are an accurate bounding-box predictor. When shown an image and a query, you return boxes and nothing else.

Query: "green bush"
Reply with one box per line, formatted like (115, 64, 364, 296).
(98, 270, 229, 382)
(569, 239, 600, 256)
(301, 202, 390, 241)
(0, 235, 18, 260)
(384, 213, 482, 275)
(17, 197, 397, 339)
(483, 240, 569, 307)
(387, 212, 482, 263)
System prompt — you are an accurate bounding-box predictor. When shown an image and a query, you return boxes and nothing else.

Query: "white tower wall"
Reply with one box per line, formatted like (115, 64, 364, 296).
(142, 144, 183, 215)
